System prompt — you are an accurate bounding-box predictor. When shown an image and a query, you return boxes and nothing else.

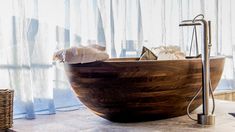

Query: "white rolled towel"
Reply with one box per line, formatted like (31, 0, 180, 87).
(151, 46, 185, 60)
(53, 46, 109, 64)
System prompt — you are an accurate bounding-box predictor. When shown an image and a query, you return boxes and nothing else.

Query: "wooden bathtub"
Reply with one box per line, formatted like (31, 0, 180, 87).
(65, 56, 225, 122)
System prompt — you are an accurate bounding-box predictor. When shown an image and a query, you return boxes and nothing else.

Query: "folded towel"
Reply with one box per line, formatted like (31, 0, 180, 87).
(139, 47, 158, 60)
(139, 46, 185, 60)
(153, 46, 185, 60)
(53, 46, 109, 64)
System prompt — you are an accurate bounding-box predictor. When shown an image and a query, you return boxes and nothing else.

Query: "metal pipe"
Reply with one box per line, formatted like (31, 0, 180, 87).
(201, 19, 210, 116)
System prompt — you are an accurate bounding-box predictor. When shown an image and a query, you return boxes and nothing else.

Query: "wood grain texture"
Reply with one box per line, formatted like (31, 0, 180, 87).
(65, 56, 225, 122)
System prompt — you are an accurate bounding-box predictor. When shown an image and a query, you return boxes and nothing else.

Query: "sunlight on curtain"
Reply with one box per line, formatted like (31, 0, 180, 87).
(0, 0, 234, 119)
(0, 0, 80, 119)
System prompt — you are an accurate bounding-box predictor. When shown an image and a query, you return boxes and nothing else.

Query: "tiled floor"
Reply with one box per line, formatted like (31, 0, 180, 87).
(10, 100, 235, 132)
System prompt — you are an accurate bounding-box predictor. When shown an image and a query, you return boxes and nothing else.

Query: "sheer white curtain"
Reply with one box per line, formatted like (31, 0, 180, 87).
(0, 0, 234, 119)
(97, 0, 235, 90)
(0, 0, 80, 119)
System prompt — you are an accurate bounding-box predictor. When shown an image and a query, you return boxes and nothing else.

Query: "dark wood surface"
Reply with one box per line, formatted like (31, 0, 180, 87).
(65, 56, 225, 122)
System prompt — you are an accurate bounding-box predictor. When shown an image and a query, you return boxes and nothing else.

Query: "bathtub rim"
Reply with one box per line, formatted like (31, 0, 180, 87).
(66, 55, 225, 66)
(106, 56, 225, 62)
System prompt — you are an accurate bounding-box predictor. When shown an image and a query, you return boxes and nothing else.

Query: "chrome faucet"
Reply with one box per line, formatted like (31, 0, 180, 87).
(179, 14, 214, 125)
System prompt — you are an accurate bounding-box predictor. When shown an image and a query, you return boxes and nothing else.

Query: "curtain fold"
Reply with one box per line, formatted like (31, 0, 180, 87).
(0, 0, 234, 119)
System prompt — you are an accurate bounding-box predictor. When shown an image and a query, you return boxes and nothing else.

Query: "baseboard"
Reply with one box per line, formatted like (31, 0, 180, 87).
(214, 90, 235, 101)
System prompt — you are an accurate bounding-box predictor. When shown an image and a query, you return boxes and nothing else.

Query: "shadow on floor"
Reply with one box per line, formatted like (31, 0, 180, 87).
(0, 129, 17, 132)
(229, 113, 235, 117)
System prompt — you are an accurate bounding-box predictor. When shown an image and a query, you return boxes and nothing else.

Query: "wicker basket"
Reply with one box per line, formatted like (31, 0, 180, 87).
(0, 89, 14, 130)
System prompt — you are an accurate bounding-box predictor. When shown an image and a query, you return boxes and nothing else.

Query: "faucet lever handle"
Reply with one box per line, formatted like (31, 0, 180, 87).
(208, 21, 212, 48)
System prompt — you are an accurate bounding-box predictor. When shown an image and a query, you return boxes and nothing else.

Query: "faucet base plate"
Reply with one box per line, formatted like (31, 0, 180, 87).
(197, 113, 215, 125)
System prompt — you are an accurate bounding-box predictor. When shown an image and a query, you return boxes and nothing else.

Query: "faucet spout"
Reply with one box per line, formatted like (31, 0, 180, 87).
(179, 20, 202, 26)
(179, 23, 201, 26)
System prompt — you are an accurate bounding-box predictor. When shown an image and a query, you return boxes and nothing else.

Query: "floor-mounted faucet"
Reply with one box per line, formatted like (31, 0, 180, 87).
(179, 14, 214, 125)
